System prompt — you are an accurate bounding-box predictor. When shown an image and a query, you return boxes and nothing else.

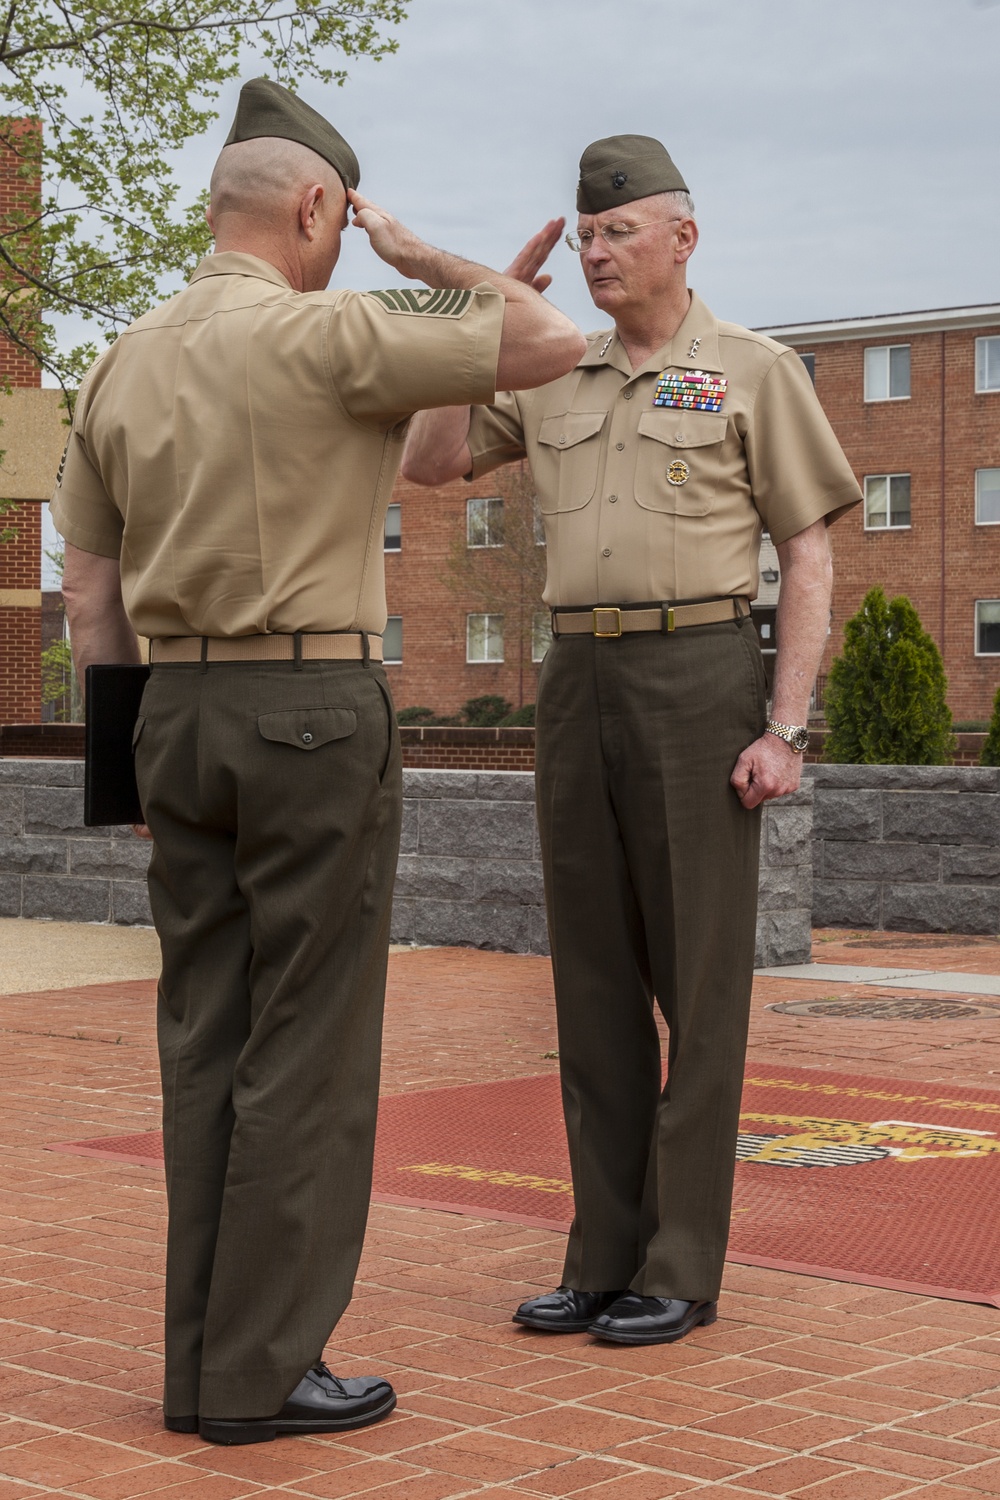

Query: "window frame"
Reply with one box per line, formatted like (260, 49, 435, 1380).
(383, 502, 401, 552)
(864, 343, 911, 403)
(975, 468, 1000, 527)
(863, 472, 912, 531)
(531, 610, 552, 663)
(382, 614, 403, 664)
(466, 495, 504, 549)
(466, 612, 504, 664)
(975, 336, 1000, 394)
(799, 352, 816, 384)
(975, 600, 1000, 657)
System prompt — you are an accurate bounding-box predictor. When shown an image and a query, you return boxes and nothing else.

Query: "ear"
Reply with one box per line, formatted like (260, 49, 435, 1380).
(299, 183, 325, 241)
(205, 204, 215, 235)
(675, 217, 698, 265)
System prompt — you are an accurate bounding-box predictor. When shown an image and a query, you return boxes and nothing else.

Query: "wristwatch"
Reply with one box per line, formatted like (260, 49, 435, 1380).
(766, 719, 810, 753)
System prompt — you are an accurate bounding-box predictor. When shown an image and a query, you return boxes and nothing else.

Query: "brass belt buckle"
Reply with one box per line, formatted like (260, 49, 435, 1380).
(592, 606, 622, 638)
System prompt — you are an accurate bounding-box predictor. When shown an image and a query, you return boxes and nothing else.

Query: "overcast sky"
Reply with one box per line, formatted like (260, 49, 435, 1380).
(207, 0, 999, 332)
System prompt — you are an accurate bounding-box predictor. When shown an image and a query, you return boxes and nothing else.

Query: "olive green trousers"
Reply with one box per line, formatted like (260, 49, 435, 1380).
(535, 617, 766, 1302)
(134, 661, 401, 1420)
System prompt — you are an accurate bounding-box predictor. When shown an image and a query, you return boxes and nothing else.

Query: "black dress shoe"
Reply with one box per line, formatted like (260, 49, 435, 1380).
(198, 1363, 396, 1445)
(163, 1414, 198, 1434)
(513, 1285, 625, 1332)
(589, 1293, 718, 1345)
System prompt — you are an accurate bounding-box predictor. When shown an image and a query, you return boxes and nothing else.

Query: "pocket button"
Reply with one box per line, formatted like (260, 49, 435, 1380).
(301, 732, 314, 744)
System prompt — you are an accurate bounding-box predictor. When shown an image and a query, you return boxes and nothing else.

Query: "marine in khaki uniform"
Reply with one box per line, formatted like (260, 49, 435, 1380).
(404, 135, 861, 1345)
(53, 79, 584, 1443)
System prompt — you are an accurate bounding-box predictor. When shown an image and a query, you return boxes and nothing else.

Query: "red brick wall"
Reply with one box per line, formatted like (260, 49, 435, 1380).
(0, 117, 43, 725)
(807, 325, 1000, 722)
(384, 474, 544, 717)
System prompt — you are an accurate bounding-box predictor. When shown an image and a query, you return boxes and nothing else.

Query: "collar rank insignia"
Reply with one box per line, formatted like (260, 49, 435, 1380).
(653, 369, 728, 413)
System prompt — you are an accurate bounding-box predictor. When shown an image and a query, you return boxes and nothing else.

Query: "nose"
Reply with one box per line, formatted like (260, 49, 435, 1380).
(583, 234, 610, 268)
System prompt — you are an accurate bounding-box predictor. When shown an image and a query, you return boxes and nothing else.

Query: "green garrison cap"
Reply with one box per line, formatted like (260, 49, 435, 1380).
(224, 77, 360, 192)
(577, 134, 687, 213)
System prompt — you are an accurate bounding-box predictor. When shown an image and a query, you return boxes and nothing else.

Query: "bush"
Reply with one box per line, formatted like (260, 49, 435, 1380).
(396, 705, 438, 726)
(498, 703, 535, 727)
(981, 685, 1000, 767)
(824, 587, 955, 765)
(461, 694, 512, 727)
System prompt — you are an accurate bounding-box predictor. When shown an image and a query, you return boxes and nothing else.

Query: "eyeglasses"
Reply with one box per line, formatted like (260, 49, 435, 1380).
(565, 218, 682, 252)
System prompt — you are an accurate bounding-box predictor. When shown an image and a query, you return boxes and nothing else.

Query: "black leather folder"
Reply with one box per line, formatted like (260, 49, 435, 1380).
(84, 664, 151, 826)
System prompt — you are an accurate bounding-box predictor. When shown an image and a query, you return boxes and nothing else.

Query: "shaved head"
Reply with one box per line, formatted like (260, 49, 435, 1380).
(209, 136, 346, 227)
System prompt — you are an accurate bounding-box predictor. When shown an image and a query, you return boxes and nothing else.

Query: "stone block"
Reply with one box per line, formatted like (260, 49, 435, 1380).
(70, 839, 152, 880)
(0, 760, 85, 787)
(389, 897, 415, 945)
(394, 854, 477, 901)
(402, 769, 477, 801)
(812, 879, 881, 928)
(943, 847, 1000, 886)
(883, 884, 1000, 936)
(0, 836, 68, 875)
(811, 789, 881, 841)
(23, 786, 100, 838)
(398, 799, 418, 855)
(755, 908, 812, 968)
(528, 905, 551, 957)
(417, 799, 535, 859)
(413, 900, 532, 954)
(474, 771, 535, 802)
(0, 875, 21, 917)
(822, 841, 942, 883)
(111, 881, 153, 926)
(804, 764, 1000, 793)
(0, 788, 22, 836)
(764, 803, 813, 866)
(474, 859, 545, 906)
(882, 792, 1000, 847)
(756, 863, 801, 912)
(22, 877, 111, 923)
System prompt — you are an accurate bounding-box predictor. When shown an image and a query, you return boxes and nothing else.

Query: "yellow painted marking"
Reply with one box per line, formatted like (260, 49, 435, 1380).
(745, 1075, 1000, 1119)
(739, 1111, 1000, 1162)
(404, 1162, 572, 1195)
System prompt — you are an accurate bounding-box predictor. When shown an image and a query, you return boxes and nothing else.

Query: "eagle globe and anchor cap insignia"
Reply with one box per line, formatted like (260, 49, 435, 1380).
(612, 170, 628, 189)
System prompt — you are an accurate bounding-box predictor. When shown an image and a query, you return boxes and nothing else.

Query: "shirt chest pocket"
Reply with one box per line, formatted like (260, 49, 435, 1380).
(633, 408, 727, 516)
(534, 411, 607, 514)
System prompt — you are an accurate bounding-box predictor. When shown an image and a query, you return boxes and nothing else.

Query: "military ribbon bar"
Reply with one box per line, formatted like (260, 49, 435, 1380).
(653, 369, 728, 413)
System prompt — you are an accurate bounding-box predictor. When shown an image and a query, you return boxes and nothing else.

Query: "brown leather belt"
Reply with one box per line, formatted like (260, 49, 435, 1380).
(149, 632, 383, 664)
(552, 598, 750, 638)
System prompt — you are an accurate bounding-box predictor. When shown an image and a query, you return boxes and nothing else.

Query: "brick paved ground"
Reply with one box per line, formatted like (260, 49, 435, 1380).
(3, 929, 1000, 1497)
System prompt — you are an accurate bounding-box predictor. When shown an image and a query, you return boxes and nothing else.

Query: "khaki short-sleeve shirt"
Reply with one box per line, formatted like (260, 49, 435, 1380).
(51, 253, 504, 637)
(466, 290, 860, 607)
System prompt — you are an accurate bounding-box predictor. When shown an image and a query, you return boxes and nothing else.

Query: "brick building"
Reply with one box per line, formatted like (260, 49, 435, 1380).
(0, 122, 67, 727)
(384, 305, 1000, 723)
(759, 304, 1000, 723)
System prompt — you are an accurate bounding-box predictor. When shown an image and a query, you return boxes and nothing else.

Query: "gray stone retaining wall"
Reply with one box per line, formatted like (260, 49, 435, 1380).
(0, 760, 813, 965)
(806, 763, 1000, 934)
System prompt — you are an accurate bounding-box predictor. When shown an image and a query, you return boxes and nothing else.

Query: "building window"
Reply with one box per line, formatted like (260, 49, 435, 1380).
(382, 615, 402, 663)
(384, 503, 401, 551)
(976, 469, 1000, 526)
(976, 337, 1000, 393)
(799, 353, 816, 384)
(864, 473, 911, 529)
(976, 601, 1000, 655)
(532, 610, 552, 663)
(864, 344, 910, 401)
(467, 612, 503, 663)
(467, 495, 503, 547)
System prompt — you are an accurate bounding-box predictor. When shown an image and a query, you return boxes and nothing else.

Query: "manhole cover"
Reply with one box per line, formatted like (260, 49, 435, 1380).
(770, 997, 1000, 1021)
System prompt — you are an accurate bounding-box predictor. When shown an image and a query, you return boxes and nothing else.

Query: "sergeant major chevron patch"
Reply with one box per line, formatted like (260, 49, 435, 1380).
(368, 287, 474, 317)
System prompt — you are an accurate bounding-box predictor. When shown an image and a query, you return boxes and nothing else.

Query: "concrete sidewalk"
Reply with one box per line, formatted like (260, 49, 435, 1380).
(3, 925, 1000, 1498)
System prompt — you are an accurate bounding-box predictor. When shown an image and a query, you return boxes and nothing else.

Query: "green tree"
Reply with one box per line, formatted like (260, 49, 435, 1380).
(824, 586, 955, 765)
(981, 684, 1000, 767)
(0, 1, 406, 394)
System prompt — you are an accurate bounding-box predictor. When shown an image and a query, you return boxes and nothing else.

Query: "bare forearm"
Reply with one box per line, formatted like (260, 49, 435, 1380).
(62, 543, 140, 678)
(771, 524, 833, 725)
(402, 406, 472, 486)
